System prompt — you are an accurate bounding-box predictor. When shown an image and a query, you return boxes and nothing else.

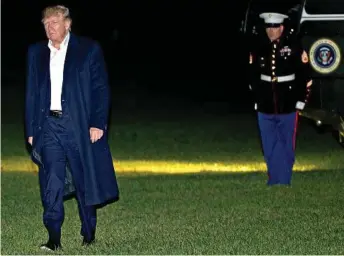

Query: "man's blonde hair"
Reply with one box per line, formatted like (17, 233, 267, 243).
(41, 5, 71, 23)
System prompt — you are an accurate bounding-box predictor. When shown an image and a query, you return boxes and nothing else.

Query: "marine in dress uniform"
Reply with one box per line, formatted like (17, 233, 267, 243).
(249, 12, 312, 185)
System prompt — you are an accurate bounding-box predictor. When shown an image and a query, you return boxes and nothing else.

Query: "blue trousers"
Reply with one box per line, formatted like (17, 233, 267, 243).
(258, 112, 298, 185)
(39, 115, 96, 243)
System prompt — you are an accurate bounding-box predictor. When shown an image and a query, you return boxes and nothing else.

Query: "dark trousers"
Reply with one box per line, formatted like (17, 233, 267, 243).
(39, 114, 96, 243)
(258, 112, 298, 185)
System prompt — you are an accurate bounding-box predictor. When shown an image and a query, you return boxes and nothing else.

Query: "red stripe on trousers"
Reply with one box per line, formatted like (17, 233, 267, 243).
(293, 112, 299, 151)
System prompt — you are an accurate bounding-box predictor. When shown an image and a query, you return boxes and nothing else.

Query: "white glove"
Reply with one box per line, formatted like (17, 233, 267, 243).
(295, 101, 305, 110)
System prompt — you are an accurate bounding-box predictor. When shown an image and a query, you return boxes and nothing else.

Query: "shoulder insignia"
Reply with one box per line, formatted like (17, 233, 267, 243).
(302, 50, 309, 63)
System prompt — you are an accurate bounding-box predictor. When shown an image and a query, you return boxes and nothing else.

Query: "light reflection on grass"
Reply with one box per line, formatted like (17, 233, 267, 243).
(1, 158, 317, 173)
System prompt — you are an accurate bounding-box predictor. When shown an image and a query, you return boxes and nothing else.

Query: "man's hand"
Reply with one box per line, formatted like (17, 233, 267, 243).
(90, 127, 104, 143)
(28, 137, 33, 145)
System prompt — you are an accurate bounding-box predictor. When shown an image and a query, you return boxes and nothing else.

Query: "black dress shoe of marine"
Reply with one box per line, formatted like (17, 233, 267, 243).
(40, 240, 62, 251)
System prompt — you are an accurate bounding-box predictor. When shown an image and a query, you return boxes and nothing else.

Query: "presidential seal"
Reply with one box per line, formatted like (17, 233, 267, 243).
(309, 38, 341, 74)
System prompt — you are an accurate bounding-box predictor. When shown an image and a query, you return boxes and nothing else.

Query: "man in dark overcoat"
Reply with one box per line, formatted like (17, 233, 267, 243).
(25, 5, 119, 251)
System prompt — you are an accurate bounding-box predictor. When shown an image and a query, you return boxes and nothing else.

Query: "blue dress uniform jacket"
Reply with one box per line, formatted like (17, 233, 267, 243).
(249, 29, 312, 114)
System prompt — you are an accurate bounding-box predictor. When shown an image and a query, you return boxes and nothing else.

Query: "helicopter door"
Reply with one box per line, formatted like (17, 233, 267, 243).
(299, 0, 344, 113)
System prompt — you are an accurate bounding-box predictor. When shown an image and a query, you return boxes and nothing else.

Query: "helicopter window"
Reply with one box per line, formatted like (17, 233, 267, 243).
(299, 20, 344, 37)
(305, 0, 344, 14)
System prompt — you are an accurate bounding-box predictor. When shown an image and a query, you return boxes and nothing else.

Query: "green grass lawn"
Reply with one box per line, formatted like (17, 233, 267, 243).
(2, 170, 344, 255)
(1, 105, 344, 254)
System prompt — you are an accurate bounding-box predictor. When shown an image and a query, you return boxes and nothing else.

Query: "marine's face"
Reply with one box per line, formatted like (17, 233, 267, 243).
(266, 25, 283, 41)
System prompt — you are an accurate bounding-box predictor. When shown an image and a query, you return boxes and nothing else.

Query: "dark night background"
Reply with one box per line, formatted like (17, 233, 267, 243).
(1, 0, 299, 115)
(1, 0, 248, 114)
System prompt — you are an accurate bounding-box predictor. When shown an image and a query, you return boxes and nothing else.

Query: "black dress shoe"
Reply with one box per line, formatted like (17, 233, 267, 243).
(82, 236, 95, 246)
(40, 240, 62, 251)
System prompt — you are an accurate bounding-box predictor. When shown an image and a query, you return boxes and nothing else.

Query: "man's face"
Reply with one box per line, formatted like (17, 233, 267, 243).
(43, 13, 70, 43)
(266, 25, 283, 41)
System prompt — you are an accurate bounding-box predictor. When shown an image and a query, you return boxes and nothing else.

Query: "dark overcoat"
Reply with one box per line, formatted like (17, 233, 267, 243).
(25, 33, 119, 207)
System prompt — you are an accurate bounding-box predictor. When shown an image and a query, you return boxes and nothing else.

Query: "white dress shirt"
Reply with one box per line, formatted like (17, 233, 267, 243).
(48, 32, 70, 111)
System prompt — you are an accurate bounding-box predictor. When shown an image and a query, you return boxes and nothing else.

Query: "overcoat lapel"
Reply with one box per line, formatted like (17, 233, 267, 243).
(62, 34, 78, 98)
(62, 34, 78, 198)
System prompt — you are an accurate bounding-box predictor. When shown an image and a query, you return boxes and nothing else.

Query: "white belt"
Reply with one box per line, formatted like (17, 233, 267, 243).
(260, 74, 295, 82)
